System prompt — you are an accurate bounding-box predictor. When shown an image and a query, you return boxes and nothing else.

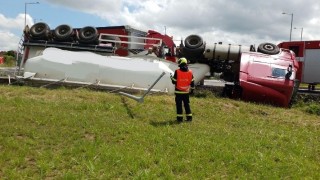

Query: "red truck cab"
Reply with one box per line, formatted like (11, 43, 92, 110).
(181, 34, 300, 107)
(239, 48, 299, 107)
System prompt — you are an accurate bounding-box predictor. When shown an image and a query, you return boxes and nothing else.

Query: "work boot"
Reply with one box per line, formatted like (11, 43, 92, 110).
(177, 116, 183, 123)
(186, 116, 192, 122)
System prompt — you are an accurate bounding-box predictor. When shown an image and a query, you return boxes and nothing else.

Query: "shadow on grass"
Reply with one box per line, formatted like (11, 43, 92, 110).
(149, 120, 183, 127)
(120, 96, 135, 119)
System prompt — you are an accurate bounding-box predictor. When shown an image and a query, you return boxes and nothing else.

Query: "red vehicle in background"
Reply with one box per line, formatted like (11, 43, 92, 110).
(278, 40, 320, 90)
(0, 56, 4, 64)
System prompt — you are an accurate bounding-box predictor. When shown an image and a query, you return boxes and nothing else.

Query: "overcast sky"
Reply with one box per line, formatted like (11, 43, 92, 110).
(1, 0, 320, 51)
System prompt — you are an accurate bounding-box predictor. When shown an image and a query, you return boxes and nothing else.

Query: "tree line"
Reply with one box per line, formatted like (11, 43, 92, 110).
(0, 50, 17, 67)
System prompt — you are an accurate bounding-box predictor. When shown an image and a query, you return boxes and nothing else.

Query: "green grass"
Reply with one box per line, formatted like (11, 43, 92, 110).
(299, 83, 318, 90)
(0, 85, 319, 179)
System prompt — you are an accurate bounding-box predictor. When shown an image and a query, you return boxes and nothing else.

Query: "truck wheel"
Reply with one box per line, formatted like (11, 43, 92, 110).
(53, 24, 74, 41)
(182, 45, 205, 56)
(257, 43, 280, 55)
(30, 22, 50, 40)
(185, 34, 203, 49)
(78, 26, 99, 44)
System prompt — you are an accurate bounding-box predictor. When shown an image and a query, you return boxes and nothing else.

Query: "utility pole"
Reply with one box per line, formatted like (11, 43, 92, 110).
(282, 12, 294, 41)
(24, 2, 40, 28)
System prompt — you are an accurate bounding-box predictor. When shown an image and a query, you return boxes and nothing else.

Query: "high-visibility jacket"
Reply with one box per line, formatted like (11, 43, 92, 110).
(175, 69, 193, 92)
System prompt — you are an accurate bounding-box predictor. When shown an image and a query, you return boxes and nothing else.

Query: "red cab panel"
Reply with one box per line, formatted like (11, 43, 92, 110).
(239, 50, 299, 107)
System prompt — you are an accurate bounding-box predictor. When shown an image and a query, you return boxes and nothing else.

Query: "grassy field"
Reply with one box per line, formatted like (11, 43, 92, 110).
(299, 83, 319, 90)
(0, 85, 319, 179)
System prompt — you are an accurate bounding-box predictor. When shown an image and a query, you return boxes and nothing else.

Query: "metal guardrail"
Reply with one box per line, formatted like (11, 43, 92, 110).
(23, 40, 115, 53)
(99, 33, 163, 47)
(20, 33, 165, 66)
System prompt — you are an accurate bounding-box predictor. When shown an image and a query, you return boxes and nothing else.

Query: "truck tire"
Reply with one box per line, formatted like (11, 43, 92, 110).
(182, 46, 205, 57)
(53, 24, 74, 42)
(257, 42, 280, 55)
(29, 22, 51, 40)
(185, 34, 203, 49)
(78, 26, 99, 44)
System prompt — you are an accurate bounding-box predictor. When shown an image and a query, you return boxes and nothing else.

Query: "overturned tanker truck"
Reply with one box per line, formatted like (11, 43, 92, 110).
(180, 35, 300, 107)
(19, 22, 299, 107)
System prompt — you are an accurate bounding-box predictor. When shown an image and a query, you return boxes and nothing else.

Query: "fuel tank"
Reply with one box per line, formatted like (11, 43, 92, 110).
(204, 43, 251, 62)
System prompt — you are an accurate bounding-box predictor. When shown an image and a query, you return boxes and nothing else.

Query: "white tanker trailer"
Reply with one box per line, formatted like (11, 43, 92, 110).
(22, 47, 210, 94)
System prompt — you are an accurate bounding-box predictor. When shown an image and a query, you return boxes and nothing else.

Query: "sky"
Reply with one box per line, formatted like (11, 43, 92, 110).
(0, 0, 320, 51)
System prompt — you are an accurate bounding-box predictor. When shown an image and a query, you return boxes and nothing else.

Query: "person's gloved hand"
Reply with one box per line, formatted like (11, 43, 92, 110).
(190, 89, 194, 95)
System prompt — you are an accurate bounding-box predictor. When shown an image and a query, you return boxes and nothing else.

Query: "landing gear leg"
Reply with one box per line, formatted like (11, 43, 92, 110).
(308, 84, 316, 91)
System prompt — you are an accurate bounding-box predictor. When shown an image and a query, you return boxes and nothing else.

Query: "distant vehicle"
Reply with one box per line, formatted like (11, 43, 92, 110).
(0, 56, 4, 64)
(18, 22, 300, 107)
(278, 40, 320, 90)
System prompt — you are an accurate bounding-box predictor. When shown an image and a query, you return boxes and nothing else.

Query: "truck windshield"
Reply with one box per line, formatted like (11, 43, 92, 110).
(272, 68, 286, 78)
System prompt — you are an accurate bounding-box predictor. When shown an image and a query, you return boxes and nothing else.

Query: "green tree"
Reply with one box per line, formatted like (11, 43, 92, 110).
(0, 51, 16, 67)
(5, 50, 16, 58)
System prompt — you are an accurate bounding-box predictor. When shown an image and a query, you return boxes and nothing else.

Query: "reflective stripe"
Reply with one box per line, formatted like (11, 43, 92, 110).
(177, 114, 183, 117)
(175, 91, 189, 94)
(186, 114, 192, 116)
(171, 76, 176, 81)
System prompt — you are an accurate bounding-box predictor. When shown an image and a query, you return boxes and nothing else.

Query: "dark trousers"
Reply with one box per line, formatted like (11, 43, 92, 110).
(175, 93, 192, 120)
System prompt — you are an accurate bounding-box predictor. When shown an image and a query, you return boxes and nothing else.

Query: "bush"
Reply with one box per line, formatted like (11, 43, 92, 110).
(0, 55, 16, 67)
(4, 55, 16, 66)
(305, 103, 320, 115)
(0, 51, 16, 67)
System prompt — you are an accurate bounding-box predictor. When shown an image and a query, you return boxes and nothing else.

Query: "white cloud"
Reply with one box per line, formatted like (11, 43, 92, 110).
(0, 31, 20, 51)
(309, 18, 320, 25)
(42, 0, 320, 45)
(91, 0, 320, 45)
(0, 14, 25, 30)
(0, 14, 27, 51)
(44, 0, 123, 24)
(1, 0, 320, 51)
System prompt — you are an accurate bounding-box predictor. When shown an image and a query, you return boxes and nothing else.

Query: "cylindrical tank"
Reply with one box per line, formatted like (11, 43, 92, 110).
(23, 48, 210, 94)
(203, 43, 251, 62)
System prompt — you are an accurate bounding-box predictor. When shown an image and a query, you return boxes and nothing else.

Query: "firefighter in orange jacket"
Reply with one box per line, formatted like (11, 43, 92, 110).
(171, 57, 195, 122)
